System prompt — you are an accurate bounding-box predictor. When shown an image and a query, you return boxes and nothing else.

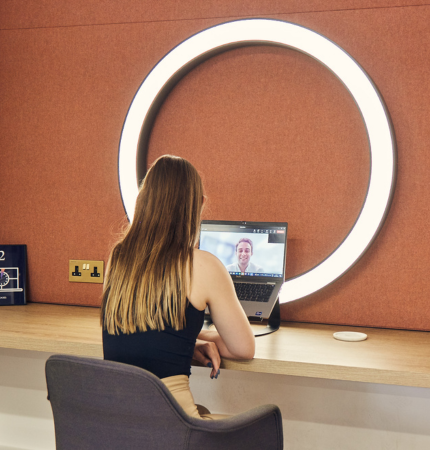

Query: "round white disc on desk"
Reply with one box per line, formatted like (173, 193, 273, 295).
(333, 331, 368, 342)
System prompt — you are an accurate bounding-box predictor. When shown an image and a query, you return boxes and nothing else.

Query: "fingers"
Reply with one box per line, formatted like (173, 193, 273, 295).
(193, 344, 211, 366)
(206, 361, 220, 379)
(194, 340, 221, 379)
(211, 368, 221, 379)
(203, 341, 221, 376)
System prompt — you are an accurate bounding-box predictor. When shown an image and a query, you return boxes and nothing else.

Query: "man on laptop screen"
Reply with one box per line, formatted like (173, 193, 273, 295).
(226, 238, 264, 274)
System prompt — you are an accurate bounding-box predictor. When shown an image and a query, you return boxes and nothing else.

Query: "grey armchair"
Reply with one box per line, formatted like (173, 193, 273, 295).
(45, 354, 283, 450)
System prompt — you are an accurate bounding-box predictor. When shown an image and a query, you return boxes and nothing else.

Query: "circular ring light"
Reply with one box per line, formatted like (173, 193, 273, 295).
(118, 19, 396, 303)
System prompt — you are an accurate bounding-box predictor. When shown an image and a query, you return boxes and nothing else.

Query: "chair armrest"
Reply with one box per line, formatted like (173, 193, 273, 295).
(186, 404, 283, 450)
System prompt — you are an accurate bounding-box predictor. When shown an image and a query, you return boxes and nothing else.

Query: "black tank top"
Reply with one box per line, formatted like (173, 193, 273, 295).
(103, 302, 205, 379)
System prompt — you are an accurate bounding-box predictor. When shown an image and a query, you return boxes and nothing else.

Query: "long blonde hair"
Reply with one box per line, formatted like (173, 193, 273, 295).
(101, 155, 204, 334)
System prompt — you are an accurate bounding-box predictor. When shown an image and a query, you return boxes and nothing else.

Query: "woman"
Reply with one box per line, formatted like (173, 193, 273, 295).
(101, 155, 255, 419)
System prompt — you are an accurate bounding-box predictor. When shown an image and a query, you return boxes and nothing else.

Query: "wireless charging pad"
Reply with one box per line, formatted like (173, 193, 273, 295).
(333, 331, 368, 342)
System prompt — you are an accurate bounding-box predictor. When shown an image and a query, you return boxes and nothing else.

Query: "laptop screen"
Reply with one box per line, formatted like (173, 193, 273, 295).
(199, 221, 288, 279)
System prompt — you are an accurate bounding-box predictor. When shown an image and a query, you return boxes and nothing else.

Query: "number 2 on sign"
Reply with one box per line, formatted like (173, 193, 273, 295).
(0, 251, 5, 261)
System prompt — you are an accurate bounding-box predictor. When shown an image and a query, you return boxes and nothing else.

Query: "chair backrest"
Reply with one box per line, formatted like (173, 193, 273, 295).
(46, 354, 283, 450)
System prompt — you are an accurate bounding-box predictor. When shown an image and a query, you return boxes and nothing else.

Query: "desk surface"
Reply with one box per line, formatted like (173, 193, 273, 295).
(1, 303, 430, 388)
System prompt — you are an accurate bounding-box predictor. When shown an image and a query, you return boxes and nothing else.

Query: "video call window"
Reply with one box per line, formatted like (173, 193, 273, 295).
(199, 225, 286, 277)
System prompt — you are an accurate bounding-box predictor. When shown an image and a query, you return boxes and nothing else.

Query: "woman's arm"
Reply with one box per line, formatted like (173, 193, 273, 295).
(190, 250, 255, 360)
(197, 329, 246, 360)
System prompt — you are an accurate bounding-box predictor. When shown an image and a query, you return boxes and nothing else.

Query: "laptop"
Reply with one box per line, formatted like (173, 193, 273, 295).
(199, 220, 288, 320)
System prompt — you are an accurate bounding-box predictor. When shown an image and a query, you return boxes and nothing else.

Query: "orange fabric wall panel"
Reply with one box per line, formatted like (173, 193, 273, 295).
(1, 0, 428, 29)
(1, 2, 429, 330)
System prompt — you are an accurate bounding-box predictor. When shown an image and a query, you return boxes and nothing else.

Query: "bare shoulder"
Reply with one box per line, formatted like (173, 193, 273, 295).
(193, 249, 229, 279)
(190, 249, 232, 307)
(193, 249, 235, 293)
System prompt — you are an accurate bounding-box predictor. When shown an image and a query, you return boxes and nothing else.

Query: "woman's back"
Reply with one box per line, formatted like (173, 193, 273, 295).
(103, 300, 205, 378)
(103, 246, 254, 375)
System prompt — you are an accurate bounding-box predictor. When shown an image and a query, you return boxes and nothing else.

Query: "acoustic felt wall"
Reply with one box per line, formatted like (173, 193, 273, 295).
(1, 1, 429, 330)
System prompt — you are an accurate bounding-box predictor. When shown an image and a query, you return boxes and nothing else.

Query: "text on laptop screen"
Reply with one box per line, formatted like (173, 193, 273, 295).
(199, 222, 287, 278)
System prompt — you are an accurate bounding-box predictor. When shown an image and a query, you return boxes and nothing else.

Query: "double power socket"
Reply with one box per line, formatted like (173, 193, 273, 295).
(69, 260, 104, 284)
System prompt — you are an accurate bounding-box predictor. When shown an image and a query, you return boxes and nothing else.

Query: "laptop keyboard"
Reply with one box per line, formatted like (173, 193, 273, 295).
(234, 283, 275, 302)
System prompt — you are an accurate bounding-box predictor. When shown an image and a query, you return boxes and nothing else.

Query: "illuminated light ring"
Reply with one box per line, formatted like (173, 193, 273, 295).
(118, 19, 396, 303)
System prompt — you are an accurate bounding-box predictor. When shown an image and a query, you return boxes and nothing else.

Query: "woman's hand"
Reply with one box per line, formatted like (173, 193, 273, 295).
(193, 339, 221, 379)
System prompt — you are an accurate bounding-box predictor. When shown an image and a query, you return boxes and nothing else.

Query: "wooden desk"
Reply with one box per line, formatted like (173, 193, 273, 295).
(1, 303, 430, 388)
